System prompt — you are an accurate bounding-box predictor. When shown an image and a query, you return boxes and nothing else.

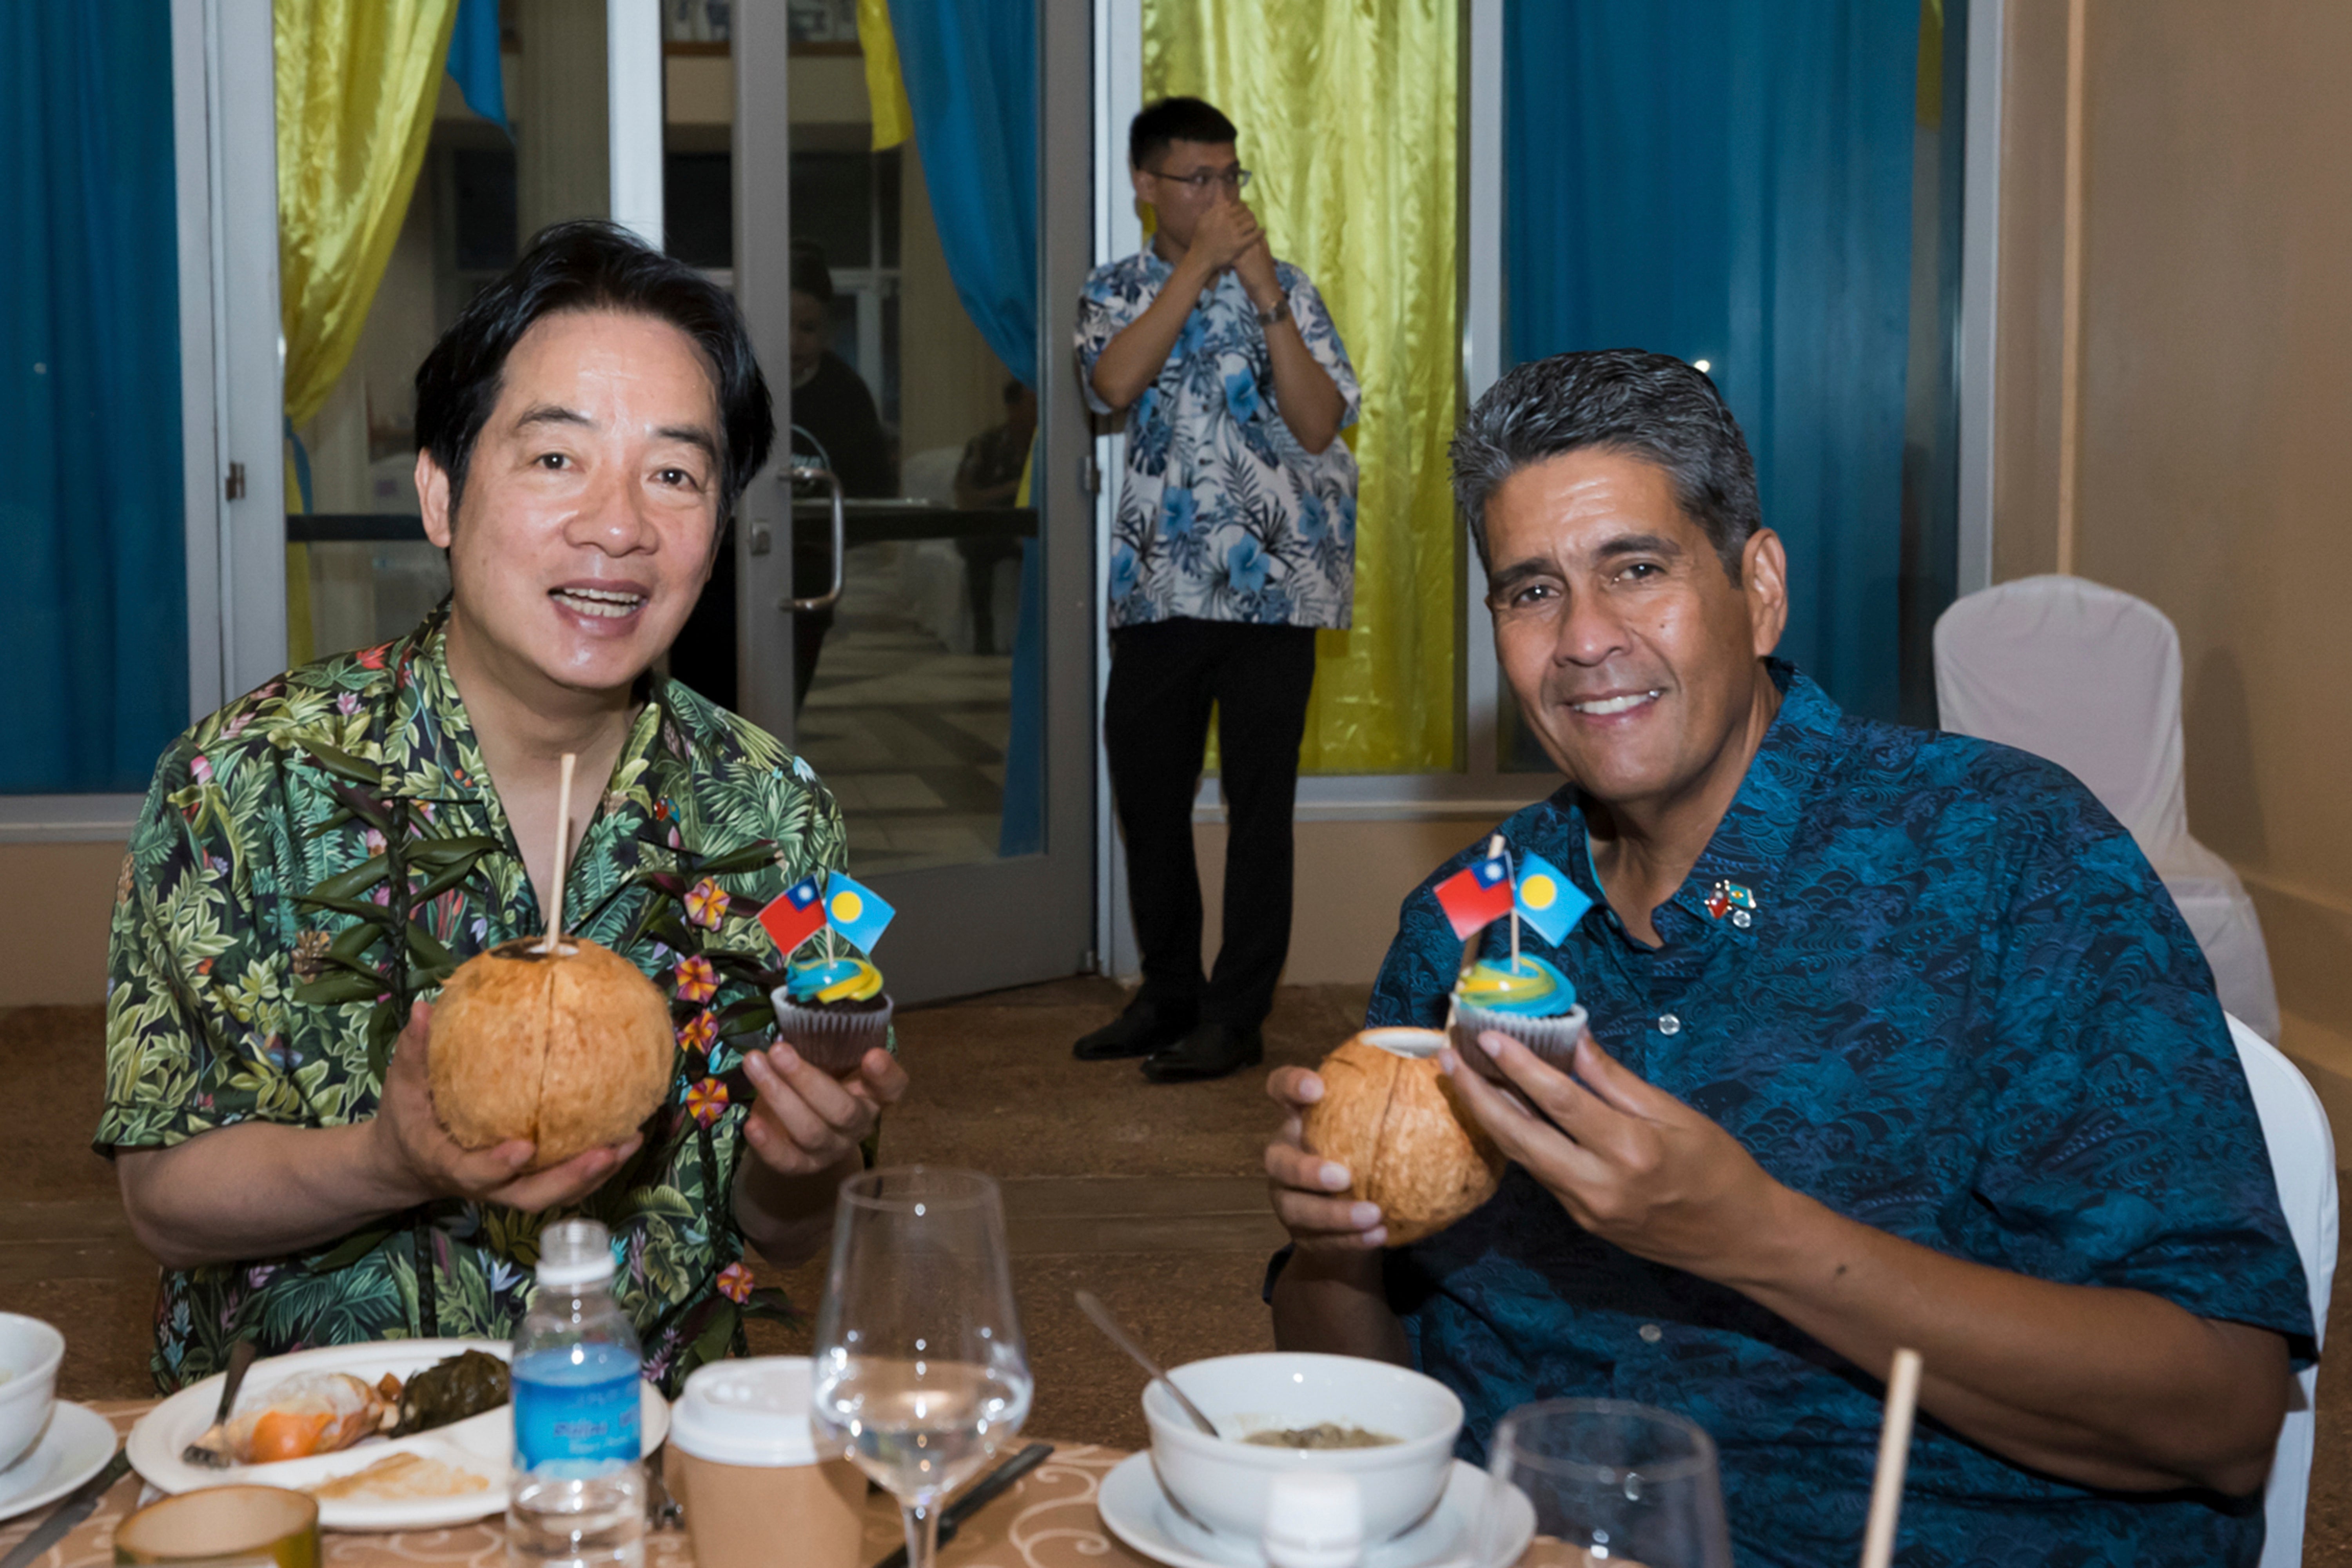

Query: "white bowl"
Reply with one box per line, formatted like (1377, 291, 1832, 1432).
(1143, 1352, 1463, 1544)
(0, 1314, 65, 1471)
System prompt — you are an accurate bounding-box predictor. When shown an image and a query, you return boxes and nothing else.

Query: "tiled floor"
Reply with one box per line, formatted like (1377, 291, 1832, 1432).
(9, 982, 2349, 1561)
(797, 544, 1022, 878)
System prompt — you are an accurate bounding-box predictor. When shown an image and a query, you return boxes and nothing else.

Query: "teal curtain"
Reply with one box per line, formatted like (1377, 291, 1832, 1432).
(1, 1, 188, 791)
(889, 0, 1043, 855)
(1507, 0, 1920, 721)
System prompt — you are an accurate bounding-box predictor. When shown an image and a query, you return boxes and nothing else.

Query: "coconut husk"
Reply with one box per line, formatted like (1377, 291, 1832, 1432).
(1300, 1029, 1504, 1246)
(429, 936, 673, 1169)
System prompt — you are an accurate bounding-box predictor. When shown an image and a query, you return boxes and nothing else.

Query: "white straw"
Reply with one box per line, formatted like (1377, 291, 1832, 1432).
(1859, 1348, 1923, 1568)
(542, 752, 576, 953)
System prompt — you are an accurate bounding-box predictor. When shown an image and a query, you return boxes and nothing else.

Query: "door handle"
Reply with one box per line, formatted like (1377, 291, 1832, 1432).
(781, 464, 846, 613)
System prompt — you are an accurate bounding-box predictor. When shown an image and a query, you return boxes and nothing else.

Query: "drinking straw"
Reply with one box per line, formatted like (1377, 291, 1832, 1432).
(541, 752, 576, 953)
(1859, 1348, 1924, 1568)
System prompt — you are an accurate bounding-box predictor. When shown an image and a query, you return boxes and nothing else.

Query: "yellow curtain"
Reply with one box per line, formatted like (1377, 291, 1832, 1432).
(275, 0, 458, 668)
(1143, 0, 1460, 773)
(857, 0, 916, 151)
(276, 0, 460, 429)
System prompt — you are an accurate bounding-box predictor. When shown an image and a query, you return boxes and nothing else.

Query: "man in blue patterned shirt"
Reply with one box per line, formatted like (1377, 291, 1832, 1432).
(1072, 97, 1361, 1082)
(1262, 351, 2311, 1565)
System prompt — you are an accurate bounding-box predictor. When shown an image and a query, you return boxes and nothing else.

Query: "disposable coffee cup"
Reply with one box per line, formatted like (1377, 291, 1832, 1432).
(667, 1356, 865, 1568)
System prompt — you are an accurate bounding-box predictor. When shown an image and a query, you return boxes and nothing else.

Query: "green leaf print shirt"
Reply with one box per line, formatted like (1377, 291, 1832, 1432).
(98, 609, 847, 1393)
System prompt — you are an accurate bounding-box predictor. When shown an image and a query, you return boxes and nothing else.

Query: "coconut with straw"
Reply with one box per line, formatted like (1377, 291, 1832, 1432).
(429, 753, 675, 1169)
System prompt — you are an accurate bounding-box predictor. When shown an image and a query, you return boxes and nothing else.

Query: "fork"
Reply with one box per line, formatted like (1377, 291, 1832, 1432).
(181, 1339, 260, 1469)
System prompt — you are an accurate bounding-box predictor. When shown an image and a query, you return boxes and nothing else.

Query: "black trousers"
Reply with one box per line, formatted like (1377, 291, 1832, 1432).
(1105, 618, 1318, 1029)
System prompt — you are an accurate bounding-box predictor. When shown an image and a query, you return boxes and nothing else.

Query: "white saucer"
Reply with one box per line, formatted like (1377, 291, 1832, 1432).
(0, 1403, 120, 1523)
(1098, 1452, 1534, 1568)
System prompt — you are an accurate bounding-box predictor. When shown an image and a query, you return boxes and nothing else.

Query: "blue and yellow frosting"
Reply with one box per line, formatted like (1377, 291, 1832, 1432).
(783, 956, 885, 1004)
(1453, 955, 1575, 1018)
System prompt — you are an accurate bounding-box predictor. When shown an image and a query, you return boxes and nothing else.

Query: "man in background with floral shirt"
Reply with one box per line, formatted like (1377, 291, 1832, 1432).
(98, 222, 906, 1392)
(1073, 96, 1361, 1083)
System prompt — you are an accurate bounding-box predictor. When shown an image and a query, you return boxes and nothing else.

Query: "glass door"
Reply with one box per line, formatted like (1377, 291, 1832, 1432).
(729, 1, 1095, 1002)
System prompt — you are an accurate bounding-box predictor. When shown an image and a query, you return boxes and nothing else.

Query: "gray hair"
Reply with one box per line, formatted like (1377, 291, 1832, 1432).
(1450, 349, 1762, 581)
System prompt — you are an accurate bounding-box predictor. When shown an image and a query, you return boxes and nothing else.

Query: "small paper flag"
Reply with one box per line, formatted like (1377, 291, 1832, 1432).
(758, 873, 826, 956)
(1432, 851, 1514, 940)
(1512, 850, 1592, 946)
(824, 871, 897, 953)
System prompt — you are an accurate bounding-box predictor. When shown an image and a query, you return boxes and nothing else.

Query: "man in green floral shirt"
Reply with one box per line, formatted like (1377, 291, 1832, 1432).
(98, 222, 906, 1392)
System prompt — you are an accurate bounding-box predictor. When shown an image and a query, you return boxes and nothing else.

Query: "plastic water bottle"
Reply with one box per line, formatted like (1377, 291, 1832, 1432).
(507, 1219, 647, 1568)
(1262, 1472, 1364, 1568)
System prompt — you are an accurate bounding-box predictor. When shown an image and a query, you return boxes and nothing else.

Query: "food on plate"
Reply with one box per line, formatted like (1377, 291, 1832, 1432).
(1241, 1423, 1399, 1450)
(429, 936, 673, 1168)
(1448, 953, 1587, 1069)
(768, 955, 893, 1074)
(224, 1372, 391, 1464)
(307, 1451, 492, 1501)
(1300, 1028, 1504, 1246)
(390, 1349, 511, 1437)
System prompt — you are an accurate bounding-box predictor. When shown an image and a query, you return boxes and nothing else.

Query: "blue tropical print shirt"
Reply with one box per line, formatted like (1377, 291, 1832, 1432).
(1368, 664, 2312, 1568)
(1076, 247, 1360, 630)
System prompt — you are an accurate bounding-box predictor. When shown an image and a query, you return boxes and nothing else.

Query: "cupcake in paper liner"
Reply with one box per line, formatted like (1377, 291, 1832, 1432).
(769, 955, 894, 1075)
(1448, 953, 1588, 1080)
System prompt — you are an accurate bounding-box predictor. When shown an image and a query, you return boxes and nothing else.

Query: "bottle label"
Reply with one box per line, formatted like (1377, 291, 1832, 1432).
(514, 1369, 642, 1471)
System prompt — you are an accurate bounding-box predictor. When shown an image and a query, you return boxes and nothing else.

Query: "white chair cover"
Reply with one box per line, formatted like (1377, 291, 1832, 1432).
(2227, 1012, 2339, 1568)
(1934, 577, 2281, 1040)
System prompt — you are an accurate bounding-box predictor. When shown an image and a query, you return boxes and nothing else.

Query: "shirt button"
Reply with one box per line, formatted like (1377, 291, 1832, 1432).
(1731, 908, 1752, 930)
(1639, 1323, 1663, 1343)
(1657, 1013, 1682, 1036)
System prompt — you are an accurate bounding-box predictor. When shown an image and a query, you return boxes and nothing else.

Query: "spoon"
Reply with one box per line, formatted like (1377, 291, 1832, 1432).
(1074, 1289, 1222, 1439)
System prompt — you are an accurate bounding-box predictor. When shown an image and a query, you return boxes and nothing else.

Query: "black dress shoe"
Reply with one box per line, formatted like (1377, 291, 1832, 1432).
(1141, 1022, 1265, 1083)
(1073, 998, 1197, 1061)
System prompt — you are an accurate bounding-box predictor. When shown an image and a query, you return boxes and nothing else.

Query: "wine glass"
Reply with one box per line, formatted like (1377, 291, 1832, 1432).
(810, 1167, 1033, 1568)
(1478, 1400, 1732, 1568)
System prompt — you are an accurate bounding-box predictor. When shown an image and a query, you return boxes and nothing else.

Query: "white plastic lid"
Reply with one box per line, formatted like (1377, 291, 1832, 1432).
(669, 1356, 825, 1467)
(535, 1218, 618, 1289)
(1263, 1472, 1364, 1568)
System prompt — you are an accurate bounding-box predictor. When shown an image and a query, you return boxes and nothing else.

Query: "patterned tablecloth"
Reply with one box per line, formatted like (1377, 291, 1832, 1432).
(2, 1405, 1584, 1568)
(0, 1405, 1160, 1568)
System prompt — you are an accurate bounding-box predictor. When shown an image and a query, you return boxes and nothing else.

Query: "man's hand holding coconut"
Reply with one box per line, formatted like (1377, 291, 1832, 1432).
(103, 225, 907, 1389)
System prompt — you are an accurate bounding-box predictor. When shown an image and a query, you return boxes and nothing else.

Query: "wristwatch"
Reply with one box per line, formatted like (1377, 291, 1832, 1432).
(1256, 297, 1290, 331)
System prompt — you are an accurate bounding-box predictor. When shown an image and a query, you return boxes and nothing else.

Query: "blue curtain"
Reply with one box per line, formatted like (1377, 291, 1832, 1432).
(889, 0, 1044, 856)
(887, 0, 1038, 387)
(1506, 0, 1920, 721)
(445, 0, 509, 136)
(0, 2, 188, 792)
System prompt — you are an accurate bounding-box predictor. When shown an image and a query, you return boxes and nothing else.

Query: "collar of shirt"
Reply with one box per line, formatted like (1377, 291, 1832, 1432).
(1548, 659, 1834, 958)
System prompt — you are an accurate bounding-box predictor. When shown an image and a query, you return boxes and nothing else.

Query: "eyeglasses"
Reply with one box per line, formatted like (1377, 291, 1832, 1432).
(1147, 165, 1252, 193)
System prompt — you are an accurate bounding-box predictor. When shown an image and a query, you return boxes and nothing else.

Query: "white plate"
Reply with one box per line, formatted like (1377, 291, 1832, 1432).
(1098, 1452, 1534, 1568)
(126, 1338, 669, 1532)
(0, 1403, 119, 1524)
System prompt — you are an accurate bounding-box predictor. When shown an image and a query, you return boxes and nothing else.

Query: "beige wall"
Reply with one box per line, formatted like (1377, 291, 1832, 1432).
(0, 843, 125, 1006)
(1994, 2, 2352, 1095)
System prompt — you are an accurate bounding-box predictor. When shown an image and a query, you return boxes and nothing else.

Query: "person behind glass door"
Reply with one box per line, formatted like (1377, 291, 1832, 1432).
(670, 242, 893, 713)
(953, 379, 1036, 655)
(1073, 97, 1361, 1083)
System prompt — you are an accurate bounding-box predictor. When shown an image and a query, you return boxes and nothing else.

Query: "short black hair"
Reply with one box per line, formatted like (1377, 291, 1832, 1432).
(414, 218, 775, 525)
(789, 240, 835, 307)
(1129, 96, 1238, 170)
(1451, 349, 1761, 581)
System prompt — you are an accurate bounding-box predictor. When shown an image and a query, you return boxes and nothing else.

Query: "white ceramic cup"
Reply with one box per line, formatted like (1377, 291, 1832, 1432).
(666, 1356, 865, 1568)
(0, 1312, 65, 1471)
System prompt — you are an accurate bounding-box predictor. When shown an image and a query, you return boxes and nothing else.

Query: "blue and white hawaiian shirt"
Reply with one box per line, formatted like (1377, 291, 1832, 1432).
(1365, 662, 2312, 1568)
(1076, 247, 1360, 630)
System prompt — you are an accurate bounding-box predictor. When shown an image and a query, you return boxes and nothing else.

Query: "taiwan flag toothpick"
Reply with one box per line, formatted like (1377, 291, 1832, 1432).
(1513, 850, 1592, 946)
(757, 873, 826, 955)
(1433, 846, 1515, 940)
